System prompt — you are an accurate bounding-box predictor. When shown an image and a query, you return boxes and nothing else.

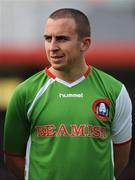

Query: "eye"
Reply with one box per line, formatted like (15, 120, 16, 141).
(56, 36, 69, 42)
(44, 35, 52, 42)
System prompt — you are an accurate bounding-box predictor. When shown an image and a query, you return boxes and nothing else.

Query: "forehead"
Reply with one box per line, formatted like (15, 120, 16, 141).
(44, 18, 77, 35)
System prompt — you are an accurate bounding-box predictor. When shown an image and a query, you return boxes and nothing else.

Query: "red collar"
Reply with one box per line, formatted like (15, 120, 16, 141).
(45, 65, 91, 79)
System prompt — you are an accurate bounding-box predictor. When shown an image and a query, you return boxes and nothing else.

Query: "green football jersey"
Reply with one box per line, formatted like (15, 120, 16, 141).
(4, 66, 132, 180)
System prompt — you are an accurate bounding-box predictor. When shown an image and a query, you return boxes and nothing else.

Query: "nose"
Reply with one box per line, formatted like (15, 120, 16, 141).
(50, 39, 59, 51)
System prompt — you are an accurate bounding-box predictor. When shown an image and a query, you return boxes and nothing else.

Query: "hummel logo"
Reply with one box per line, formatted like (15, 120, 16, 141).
(59, 93, 83, 98)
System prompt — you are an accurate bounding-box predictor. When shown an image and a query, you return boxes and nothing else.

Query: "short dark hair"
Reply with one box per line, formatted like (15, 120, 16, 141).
(49, 8, 91, 38)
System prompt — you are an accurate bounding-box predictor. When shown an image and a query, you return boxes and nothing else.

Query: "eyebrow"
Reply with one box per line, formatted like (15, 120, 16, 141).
(43, 34, 69, 37)
(43, 34, 70, 40)
(43, 34, 50, 38)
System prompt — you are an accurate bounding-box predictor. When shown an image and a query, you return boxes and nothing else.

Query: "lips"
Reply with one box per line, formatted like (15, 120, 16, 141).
(50, 55, 65, 64)
(50, 55, 64, 59)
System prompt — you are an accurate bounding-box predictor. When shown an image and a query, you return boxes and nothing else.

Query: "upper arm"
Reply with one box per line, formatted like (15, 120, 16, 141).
(113, 140, 131, 177)
(4, 152, 25, 178)
(111, 85, 132, 176)
(112, 84, 132, 145)
(4, 86, 30, 156)
(113, 141, 131, 162)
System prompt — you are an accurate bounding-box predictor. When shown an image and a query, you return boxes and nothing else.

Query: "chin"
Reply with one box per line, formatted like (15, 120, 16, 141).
(51, 64, 66, 71)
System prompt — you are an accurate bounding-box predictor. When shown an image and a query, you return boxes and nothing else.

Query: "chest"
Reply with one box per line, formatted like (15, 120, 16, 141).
(28, 81, 115, 137)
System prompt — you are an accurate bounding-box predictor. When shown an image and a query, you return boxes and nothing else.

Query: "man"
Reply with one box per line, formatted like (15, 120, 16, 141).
(4, 8, 132, 180)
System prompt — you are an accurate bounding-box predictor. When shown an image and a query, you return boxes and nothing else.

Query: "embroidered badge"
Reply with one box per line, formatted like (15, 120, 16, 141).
(92, 98, 111, 121)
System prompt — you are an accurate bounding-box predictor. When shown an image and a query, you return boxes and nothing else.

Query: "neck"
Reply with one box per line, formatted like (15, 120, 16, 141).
(49, 64, 88, 83)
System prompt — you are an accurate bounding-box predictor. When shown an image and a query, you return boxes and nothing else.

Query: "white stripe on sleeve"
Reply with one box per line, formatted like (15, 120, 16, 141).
(112, 84, 132, 144)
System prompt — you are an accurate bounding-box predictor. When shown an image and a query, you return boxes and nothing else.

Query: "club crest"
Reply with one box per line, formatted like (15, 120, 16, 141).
(92, 98, 111, 121)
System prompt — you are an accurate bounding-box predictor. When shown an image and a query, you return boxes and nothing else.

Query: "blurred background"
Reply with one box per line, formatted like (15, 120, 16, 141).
(0, 0, 135, 179)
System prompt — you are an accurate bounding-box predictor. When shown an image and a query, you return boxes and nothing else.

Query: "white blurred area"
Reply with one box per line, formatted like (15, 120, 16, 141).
(0, 0, 135, 49)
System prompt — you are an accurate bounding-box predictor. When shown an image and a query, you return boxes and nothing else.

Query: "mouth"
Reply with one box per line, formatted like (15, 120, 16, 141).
(50, 55, 65, 63)
(50, 55, 64, 59)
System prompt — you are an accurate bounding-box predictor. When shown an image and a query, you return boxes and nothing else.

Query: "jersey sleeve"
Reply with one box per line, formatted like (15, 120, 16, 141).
(4, 84, 30, 156)
(112, 84, 132, 144)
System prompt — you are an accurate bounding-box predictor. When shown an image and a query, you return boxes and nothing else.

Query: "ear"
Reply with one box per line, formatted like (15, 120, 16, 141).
(80, 37, 91, 51)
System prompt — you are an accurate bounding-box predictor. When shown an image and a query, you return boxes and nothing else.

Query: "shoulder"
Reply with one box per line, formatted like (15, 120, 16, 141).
(91, 66, 121, 84)
(9, 70, 49, 106)
(90, 66, 123, 99)
(20, 70, 47, 88)
(14, 70, 47, 94)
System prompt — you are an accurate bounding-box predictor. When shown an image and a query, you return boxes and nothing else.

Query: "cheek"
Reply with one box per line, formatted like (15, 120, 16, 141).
(44, 42, 49, 51)
(69, 42, 81, 52)
(44, 44, 50, 58)
(44, 44, 47, 50)
(68, 46, 81, 57)
(64, 44, 78, 55)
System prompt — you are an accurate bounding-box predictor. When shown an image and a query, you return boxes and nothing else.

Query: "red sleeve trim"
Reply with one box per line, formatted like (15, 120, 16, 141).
(4, 150, 25, 157)
(113, 138, 132, 146)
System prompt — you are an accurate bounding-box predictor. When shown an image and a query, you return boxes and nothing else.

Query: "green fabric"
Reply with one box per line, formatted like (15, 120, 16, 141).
(4, 66, 122, 180)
